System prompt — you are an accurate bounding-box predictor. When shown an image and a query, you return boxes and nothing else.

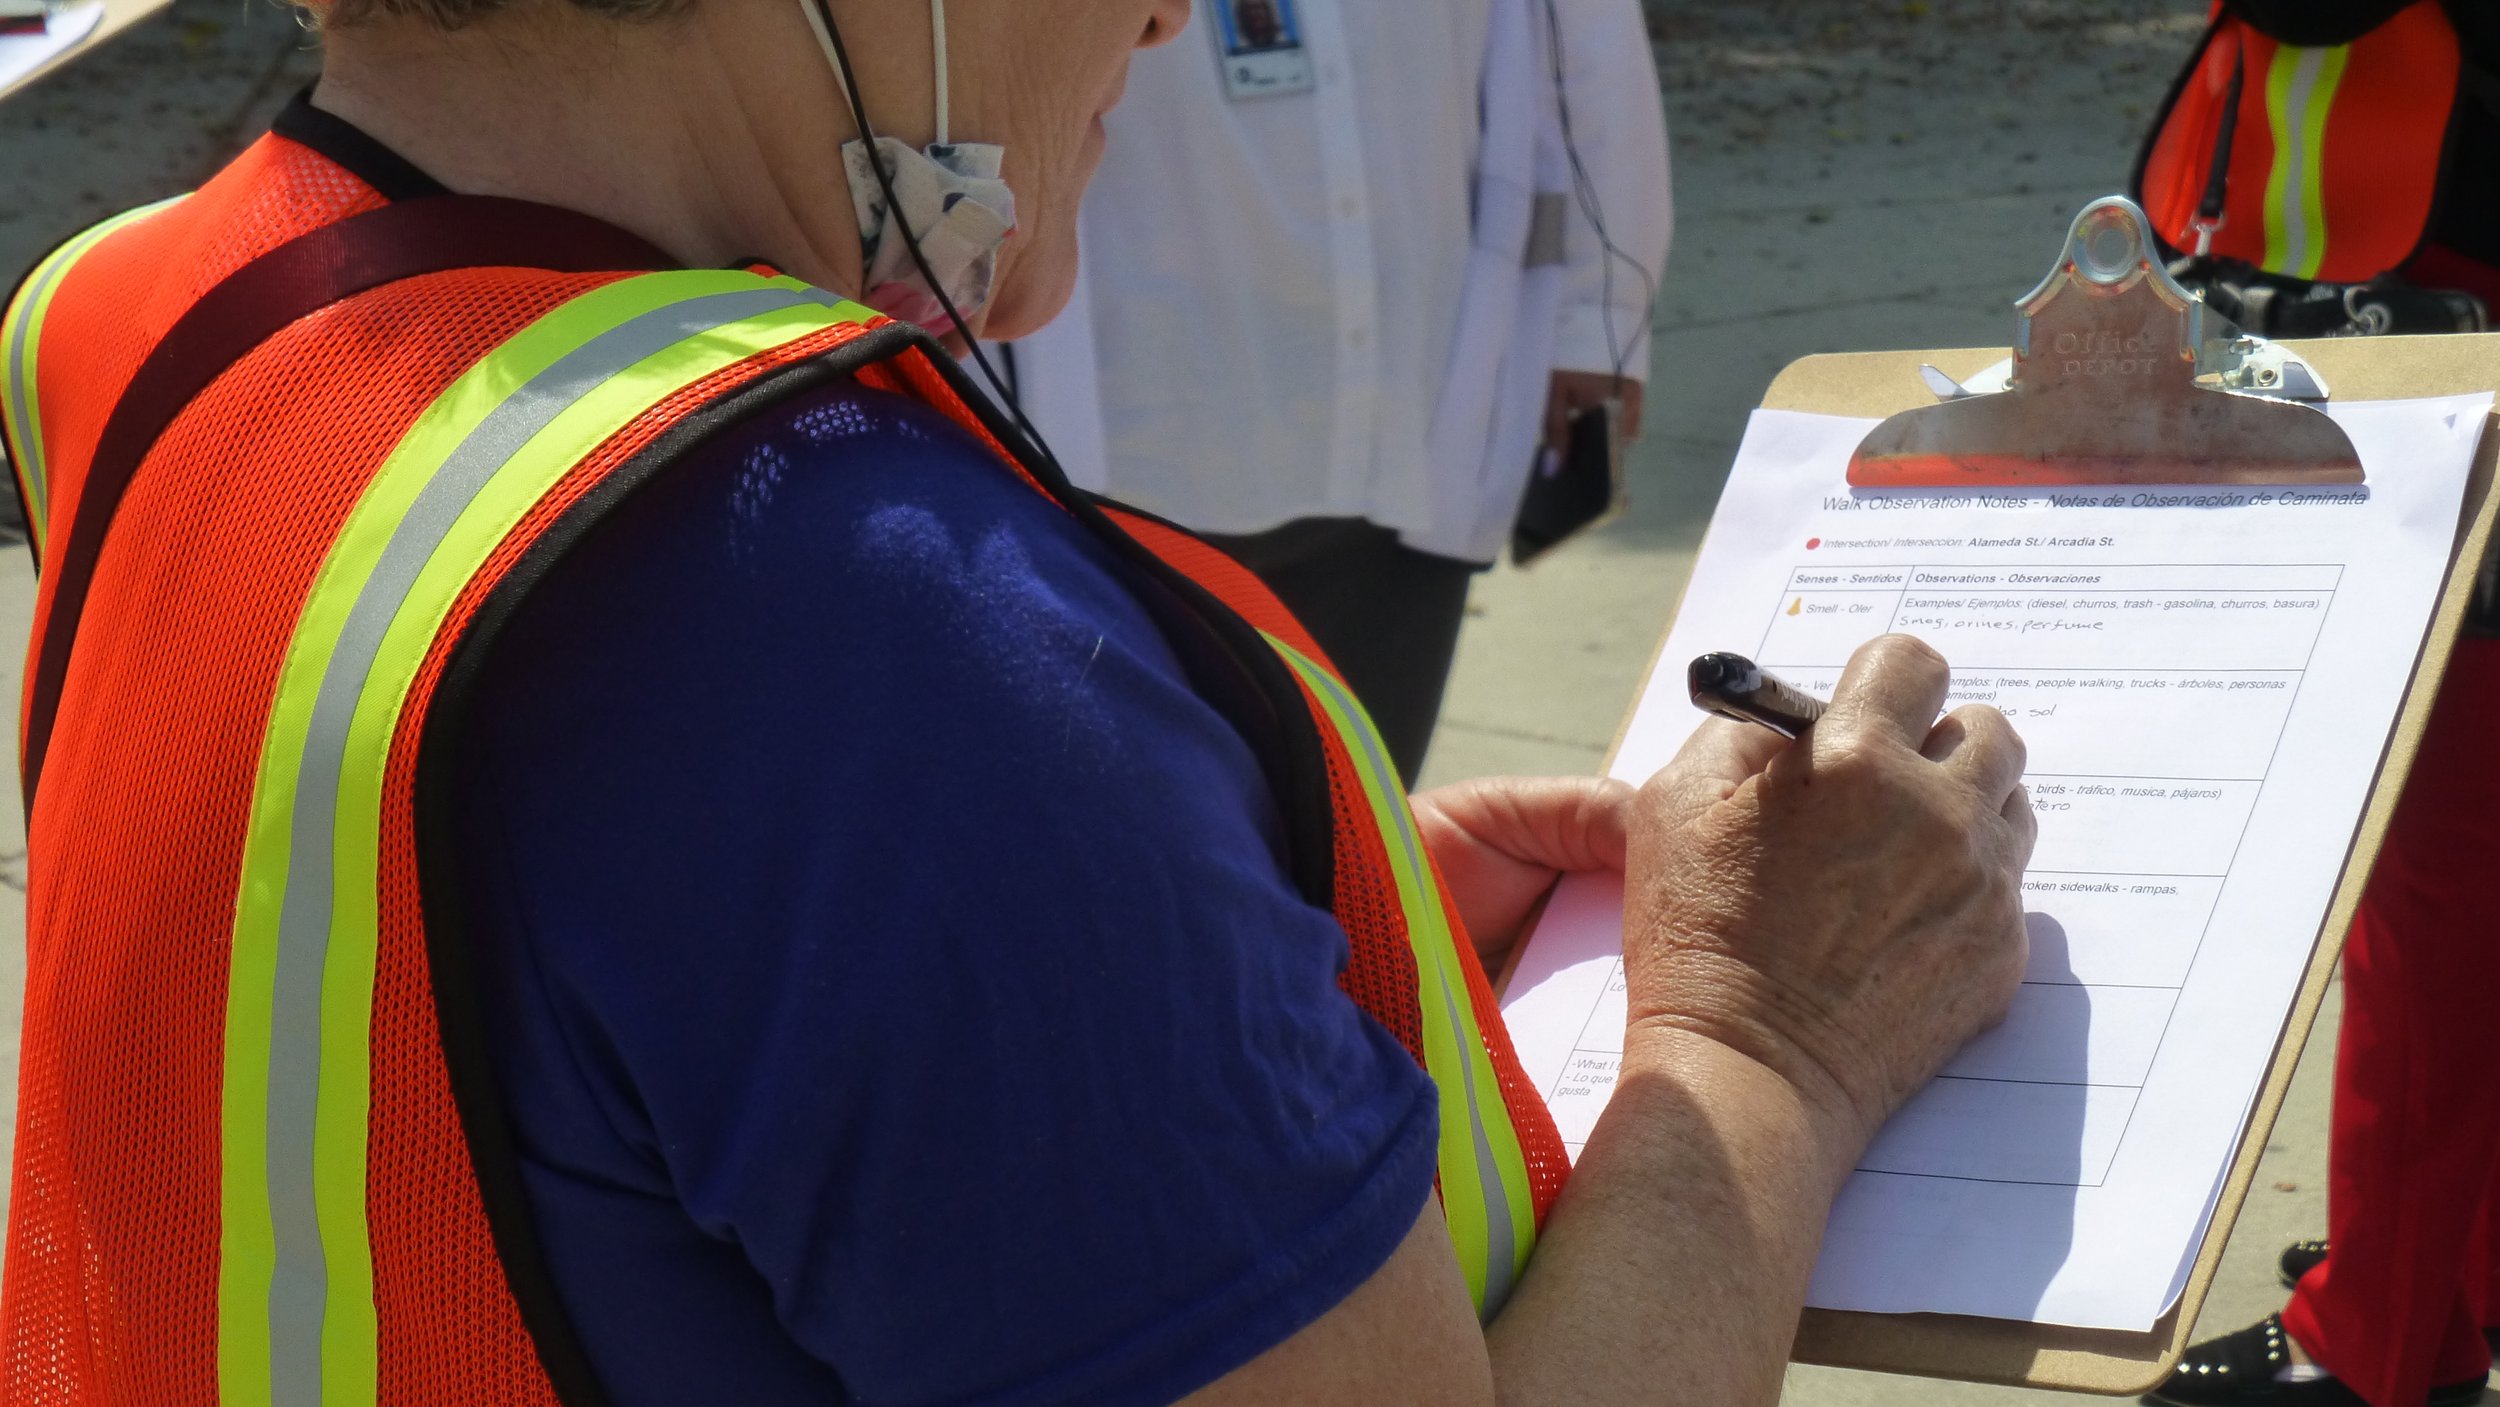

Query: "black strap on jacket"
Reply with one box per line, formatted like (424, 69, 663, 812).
(270, 88, 452, 202)
(2197, 39, 2250, 231)
(26, 188, 684, 1407)
(2224, 0, 2418, 47)
(19, 196, 670, 813)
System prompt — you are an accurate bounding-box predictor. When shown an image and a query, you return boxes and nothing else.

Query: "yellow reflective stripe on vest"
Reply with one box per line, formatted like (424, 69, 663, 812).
(1263, 633, 1537, 1319)
(0, 197, 187, 560)
(2262, 42, 2351, 280)
(219, 268, 878, 1406)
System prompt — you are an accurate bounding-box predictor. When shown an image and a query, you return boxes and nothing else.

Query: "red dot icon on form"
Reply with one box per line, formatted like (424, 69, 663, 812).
(1806, 537, 1822, 550)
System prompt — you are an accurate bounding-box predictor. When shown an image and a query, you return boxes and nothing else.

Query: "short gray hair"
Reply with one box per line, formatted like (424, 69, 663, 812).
(302, 0, 683, 31)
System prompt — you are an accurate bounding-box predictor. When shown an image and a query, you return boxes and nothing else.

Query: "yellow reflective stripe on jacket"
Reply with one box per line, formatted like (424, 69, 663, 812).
(219, 268, 878, 1407)
(0, 197, 187, 560)
(1263, 632, 1538, 1319)
(2262, 42, 2351, 280)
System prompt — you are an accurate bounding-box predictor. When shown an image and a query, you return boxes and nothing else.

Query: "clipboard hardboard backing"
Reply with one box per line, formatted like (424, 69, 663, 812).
(1592, 333, 2500, 1394)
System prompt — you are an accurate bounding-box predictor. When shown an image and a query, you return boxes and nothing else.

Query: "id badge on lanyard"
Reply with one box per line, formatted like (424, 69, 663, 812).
(1210, 0, 1315, 99)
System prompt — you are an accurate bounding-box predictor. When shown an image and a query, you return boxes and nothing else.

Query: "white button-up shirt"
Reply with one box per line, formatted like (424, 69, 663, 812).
(1009, 0, 1672, 563)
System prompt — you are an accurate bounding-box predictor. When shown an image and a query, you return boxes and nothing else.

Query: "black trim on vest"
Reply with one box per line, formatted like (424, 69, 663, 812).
(1075, 516, 1314, 882)
(20, 195, 673, 813)
(2228, 0, 2416, 49)
(272, 87, 453, 202)
(1068, 490, 1341, 906)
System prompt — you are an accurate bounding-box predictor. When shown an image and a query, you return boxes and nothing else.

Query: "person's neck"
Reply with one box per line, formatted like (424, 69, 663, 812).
(311, 9, 867, 293)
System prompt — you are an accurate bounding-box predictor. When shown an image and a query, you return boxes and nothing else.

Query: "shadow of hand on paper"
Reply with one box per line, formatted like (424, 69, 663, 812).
(1817, 910, 2089, 1319)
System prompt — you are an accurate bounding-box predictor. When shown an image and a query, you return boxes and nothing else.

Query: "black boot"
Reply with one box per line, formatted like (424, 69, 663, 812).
(2145, 1314, 2489, 1407)
(2279, 1239, 2328, 1289)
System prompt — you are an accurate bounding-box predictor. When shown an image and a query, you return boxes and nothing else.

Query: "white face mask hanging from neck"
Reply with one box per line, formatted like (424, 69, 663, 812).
(801, 0, 1018, 335)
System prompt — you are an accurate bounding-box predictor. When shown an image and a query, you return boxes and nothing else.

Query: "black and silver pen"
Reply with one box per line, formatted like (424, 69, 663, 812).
(1687, 652, 1829, 739)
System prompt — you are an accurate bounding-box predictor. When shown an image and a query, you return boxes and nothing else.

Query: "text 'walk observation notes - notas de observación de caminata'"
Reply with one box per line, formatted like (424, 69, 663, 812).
(1500, 394, 2492, 1332)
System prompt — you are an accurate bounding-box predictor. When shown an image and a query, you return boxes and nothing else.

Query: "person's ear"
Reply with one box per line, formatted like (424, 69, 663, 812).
(1139, 0, 1190, 48)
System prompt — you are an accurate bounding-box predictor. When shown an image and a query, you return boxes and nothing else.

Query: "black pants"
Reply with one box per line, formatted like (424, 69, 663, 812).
(1200, 517, 1479, 786)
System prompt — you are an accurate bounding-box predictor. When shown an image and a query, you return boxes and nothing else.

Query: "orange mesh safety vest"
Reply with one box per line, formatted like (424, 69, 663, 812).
(0, 130, 1567, 1404)
(2135, 0, 2462, 283)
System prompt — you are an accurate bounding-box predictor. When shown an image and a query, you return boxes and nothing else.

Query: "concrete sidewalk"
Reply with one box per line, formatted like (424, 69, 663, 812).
(0, 1, 2353, 1401)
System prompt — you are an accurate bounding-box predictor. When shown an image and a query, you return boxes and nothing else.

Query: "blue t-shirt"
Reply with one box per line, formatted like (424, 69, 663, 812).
(445, 382, 1440, 1405)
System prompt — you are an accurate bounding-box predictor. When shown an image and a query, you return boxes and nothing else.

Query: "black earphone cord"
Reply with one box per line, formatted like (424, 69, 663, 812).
(1540, 0, 1660, 391)
(808, 0, 1070, 481)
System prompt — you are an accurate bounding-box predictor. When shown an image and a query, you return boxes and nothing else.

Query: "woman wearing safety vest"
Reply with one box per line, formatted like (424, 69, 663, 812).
(0, 0, 2035, 1401)
(2139, 7, 2500, 1407)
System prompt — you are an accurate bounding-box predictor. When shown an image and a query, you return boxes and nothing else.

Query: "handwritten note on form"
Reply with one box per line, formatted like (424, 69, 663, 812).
(1501, 396, 2490, 1331)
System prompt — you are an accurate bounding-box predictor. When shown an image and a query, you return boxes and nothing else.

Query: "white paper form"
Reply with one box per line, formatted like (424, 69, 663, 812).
(1501, 395, 2489, 1331)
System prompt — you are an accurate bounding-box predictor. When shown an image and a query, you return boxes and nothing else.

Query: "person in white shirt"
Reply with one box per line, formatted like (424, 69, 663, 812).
(1007, 0, 1672, 780)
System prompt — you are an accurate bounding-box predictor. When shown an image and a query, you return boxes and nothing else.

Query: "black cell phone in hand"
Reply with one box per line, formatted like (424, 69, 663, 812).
(1511, 400, 1623, 566)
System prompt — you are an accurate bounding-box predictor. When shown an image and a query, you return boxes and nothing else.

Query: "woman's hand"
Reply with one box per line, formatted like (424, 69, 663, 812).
(1622, 634, 2037, 1155)
(1412, 775, 1638, 973)
(1544, 372, 1644, 459)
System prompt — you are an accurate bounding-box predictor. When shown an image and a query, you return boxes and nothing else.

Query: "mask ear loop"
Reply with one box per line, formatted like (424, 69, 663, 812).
(804, 0, 1067, 480)
(929, 0, 949, 147)
(801, 0, 945, 146)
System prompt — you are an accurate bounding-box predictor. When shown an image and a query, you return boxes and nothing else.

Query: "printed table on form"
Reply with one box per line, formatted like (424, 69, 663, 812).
(1502, 399, 2488, 1331)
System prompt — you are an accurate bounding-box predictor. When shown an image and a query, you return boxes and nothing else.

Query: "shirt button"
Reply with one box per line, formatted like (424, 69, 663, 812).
(1348, 328, 1370, 348)
(1337, 196, 1362, 219)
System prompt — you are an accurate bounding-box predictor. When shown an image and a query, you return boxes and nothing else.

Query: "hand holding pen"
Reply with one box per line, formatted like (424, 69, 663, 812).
(1633, 636, 2038, 1149)
(1687, 652, 1829, 739)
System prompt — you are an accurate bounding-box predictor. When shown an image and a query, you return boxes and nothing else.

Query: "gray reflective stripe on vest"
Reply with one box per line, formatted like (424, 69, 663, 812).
(2, 200, 183, 549)
(2275, 48, 2332, 276)
(1299, 658, 1521, 1316)
(3, 258, 54, 485)
(257, 285, 828, 1405)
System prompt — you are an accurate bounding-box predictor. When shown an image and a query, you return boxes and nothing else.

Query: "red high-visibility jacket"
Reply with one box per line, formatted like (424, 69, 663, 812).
(2135, 0, 2463, 283)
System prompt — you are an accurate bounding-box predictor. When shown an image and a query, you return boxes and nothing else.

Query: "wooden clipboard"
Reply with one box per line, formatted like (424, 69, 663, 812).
(1578, 331, 2500, 1393)
(0, 0, 172, 105)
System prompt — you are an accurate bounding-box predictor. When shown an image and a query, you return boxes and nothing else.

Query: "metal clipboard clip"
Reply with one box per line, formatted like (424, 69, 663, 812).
(1848, 197, 2363, 488)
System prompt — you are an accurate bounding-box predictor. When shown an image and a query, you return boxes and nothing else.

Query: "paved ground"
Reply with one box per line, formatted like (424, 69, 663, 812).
(0, 0, 2362, 1399)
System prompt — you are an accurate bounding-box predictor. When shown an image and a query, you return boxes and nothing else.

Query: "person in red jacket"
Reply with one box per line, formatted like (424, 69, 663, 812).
(2149, 640, 2500, 1407)
(2133, 0, 2499, 336)
(2142, 9, 2500, 1403)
